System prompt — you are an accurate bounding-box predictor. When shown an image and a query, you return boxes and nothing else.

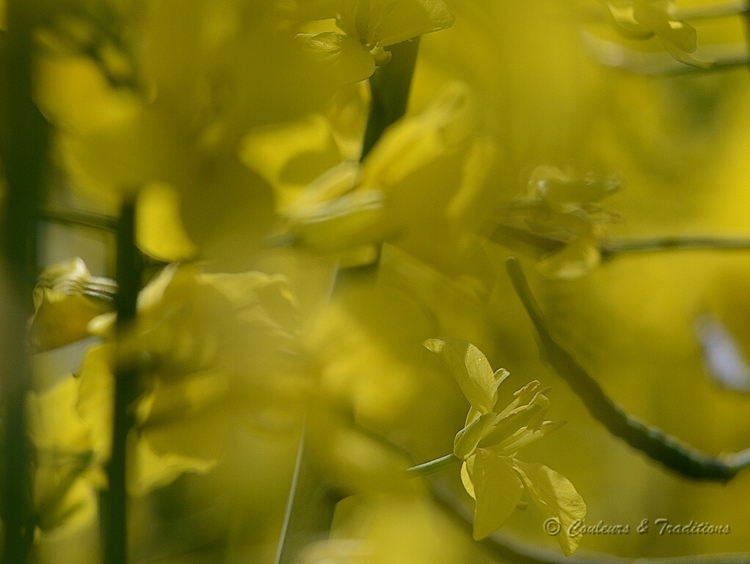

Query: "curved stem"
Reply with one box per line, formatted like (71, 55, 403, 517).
(406, 453, 460, 478)
(505, 257, 750, 482)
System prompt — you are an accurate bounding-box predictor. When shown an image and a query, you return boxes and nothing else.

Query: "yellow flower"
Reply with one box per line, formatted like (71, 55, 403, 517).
(77, 265, 308, 484)
(26, 375, 99, 533)
(605, 0, 710, 68)
(296, 0, 455, 82)
(497, 165, 620, 279)
(269, 84, 500, 282)
(29, 258, 116, 352)
(424, 338, 585, 555)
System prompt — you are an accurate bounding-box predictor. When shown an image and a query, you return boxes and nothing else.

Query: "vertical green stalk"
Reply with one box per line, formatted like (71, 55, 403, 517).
(102, 199, 142, 564)
(360, 38, 421, 162)
(275, 37, 424, 564)
(1, 1, 49, 562)
(335, 38, 421, 285)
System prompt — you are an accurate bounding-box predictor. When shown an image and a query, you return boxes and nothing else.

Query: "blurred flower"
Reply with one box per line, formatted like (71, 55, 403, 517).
(29, 258, 116, 352)
(259, 84, 500, 284)
(26, 375, 99, 533)
(296, 0, 455, 81)
(76, 264, 308, 491)
(497, 165, 620, 279)
(605, 0, 710, 67)
(424, 338, 585, 555)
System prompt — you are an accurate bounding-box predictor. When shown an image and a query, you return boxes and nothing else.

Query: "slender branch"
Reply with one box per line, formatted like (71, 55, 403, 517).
(102, 199, 142, 564)
(600, 235, 750, 258)
(406, 453, 460, 478)
(1, 1, 50, 562)
(336, 38, 421, 281)
(274, 424, 342, 564)
(39, 208, 118, 233)
(505, 257, 750, 482)
(486, 224, 750, 260)
(360, 38, 421, 161)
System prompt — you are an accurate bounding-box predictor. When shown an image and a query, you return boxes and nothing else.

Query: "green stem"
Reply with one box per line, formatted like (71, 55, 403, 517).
(360, 38, 421, 162)
(336, 38, 421, 281)
(600, 235, 750, 257)
(505, 257, 750, 482)
(487, 224, 750, 259)
(1, 1, 50, 562)
(102, 199, 142, 564)
(274, 425, 343, 564)
(406, 453, 460, 478)
(39, 208, 118, 233)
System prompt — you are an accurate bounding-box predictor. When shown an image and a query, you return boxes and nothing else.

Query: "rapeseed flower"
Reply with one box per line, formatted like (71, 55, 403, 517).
(424, 338, 585, 555)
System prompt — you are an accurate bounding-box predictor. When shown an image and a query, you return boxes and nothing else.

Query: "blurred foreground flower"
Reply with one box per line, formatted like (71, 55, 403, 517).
(75, 264, 308, 493)
(424, 338, 585, 555)
(495, 165, 620, 279)
(29, 258, 116, 352)
(296, 0, 454, 79)
(258, 84, 499, 282)
(605, 0, 710, 67)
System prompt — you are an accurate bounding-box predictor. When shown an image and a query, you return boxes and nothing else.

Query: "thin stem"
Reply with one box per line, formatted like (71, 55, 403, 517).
(505, 257, 750, 482)
(39, 208, 118, 233)
(360, 38, 421, 162)
(487, 224, 750, 260)
(1, 0, 50, 562)
(600, 235, 750, 258)
(336, 38, 422, 282)
(102, 199, 142, 564)
(406, 453, 460, 478)
(274, 423, 343, 564)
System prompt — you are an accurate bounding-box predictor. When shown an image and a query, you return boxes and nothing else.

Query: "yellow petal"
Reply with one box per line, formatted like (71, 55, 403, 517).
(460, 459, 475, 499)
(239, 115, 343, 211)
(29, 259, 116, 352)
(537, 232, 601, 280)
(453, 411, 495, 460)
(513, 460, 587, 556)
(136, 182, 198, 262)
(35, 54, 140, 135)
(132, 412, 217, 496)
(362, 0, 455, 48)
(76, 344, 116, 460)
(362, 84, 471, 189)
(471, 451, 523, 540)
(423, 337, 498, 413)
(296, 32, 375, 83)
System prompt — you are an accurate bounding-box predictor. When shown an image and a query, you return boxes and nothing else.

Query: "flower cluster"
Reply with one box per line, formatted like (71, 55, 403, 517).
(424, 338, 586, 555)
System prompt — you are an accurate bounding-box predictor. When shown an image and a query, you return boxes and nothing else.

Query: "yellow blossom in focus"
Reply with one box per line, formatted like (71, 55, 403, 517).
(424, 338, 585, 555)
